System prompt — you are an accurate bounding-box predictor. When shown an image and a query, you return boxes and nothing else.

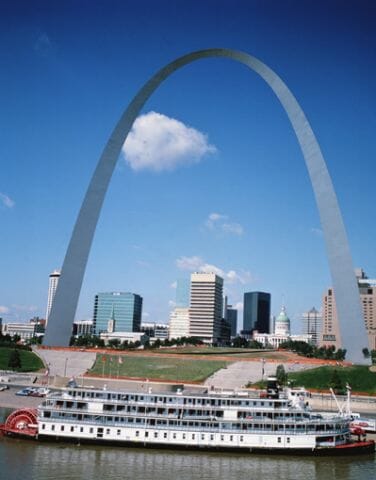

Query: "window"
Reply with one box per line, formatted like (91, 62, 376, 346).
(41, 424, 45, 430)
(154, 432, 158, 438)
(173, 433, 176, 439)
(164, 432, 167, 439)
(136, 431, 140, 437)
(278, 437, 281, 443)
(201, 434, 205, 440)
(145, 431, 149, 438)
(80, 427, 84, 433)
(210, 435, 214, 441)
(70, 426, 74, 432)
(106, 428, 110, 435)
(230, 435, 233, 441)
(60, 426, 65, 432)
(220, 435, 224, 441)
(51, 425, 55, 431)
(89, 428, 93, 434)
(192, 434, 195, 440)
(287, 438, 290, 444)
(117, 429, 121, 436)
(240, 436, 244, 442)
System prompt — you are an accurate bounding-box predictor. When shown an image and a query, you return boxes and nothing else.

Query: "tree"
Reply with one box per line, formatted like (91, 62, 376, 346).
(362, 347, 370, 359)
(276, 364, 288, 385)
(8, 349, 22, 370)
(329, 369, 344, 394)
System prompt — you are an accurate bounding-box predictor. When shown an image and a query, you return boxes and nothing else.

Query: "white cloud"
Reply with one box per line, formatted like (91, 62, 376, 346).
(205, 212, 243, 236)
(176, 255, 203, 271)
(310, 227, 323, 237)
(0, 306, 9, 314)
(11, 304, 38, 313)
(0, 193, 15, 208)
(234, 302, 243, 311)
(122, 111, 216, 172)
(175, 255, 252, 286)
(168, 300, 176, 308)
(170, 281, 177, 289)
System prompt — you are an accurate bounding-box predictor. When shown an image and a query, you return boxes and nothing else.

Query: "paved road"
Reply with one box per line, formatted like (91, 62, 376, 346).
(204, 360, 317, 389)
(34, 348, 97, 378)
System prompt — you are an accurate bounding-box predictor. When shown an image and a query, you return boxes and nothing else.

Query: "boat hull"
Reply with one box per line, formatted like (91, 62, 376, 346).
(2, 429, 374, 456)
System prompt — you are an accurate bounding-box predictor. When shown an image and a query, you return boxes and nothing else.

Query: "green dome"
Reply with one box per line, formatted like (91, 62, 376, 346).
(276, 306, 290, 323)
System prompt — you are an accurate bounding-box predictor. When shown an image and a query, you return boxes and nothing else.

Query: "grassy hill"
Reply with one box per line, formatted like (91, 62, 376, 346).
(288, 365, 376, 394)
(0, 347, 44, 372)
(89, 354, 229, 382)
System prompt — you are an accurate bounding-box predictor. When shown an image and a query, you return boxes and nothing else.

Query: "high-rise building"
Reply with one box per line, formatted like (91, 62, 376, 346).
(46, 269, 61, 324)
(225, 305, 238, 337)
(93, 292, 142, 335)
(169, 308, 190, 340)
(189, 273, 223, 344)
(302, 307, 322, 346)
(175, 278, 190, 308)
(321, 269, 376, 350)
(243, 291, 271, 335)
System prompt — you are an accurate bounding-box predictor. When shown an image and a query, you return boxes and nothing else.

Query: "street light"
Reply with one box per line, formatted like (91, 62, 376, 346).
(64, 357, 68, 378)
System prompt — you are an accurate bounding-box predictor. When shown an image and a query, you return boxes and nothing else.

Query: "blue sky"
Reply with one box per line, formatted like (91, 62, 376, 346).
(1, 0, 375, 333)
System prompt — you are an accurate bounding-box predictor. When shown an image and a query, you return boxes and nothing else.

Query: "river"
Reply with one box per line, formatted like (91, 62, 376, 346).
(1, 408, 375, 480)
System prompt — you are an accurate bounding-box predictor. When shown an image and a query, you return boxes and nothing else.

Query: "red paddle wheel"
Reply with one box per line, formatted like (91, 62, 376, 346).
(1, 408, 38, 438)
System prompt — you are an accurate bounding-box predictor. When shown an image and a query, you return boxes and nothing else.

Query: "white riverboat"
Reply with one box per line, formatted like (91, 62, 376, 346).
(1, 378, 374, 455)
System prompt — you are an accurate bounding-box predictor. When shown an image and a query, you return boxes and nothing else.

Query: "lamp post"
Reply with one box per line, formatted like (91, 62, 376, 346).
(64, 357, 68, 378)
(261, 358, 266, 384)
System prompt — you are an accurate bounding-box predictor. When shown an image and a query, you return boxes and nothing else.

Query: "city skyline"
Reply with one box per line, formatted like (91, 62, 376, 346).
(1, 1, 375, 336)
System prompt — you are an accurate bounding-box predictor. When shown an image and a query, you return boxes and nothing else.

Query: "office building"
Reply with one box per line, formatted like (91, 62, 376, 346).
(189, 272, 223, 344)
(225, 305, 238, 337)
(46, 269, 60, 324)
(175, 278, 190, 308)
(168, 308, 190, 340)
(93, 292, 142, 335)
(321, 269, 376, 350)
(243, 291, 271, 335)
(302, 307, 322, 346)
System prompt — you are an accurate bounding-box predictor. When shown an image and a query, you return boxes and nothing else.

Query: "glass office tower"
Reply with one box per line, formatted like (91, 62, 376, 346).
(93, 292, 142, 334)
(243, 291, 271, 334)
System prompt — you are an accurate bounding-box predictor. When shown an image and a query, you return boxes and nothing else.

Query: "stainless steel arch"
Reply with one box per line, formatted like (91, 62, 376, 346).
(43, 48, 369, 364)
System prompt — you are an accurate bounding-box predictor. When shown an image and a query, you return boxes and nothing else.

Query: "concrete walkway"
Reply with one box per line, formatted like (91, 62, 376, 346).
(204, 360, 317, 389)
(34, 348, 97, 378)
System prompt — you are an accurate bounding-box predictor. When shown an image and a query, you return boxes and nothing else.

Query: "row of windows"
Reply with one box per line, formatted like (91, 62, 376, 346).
(42, 423, 246, 442)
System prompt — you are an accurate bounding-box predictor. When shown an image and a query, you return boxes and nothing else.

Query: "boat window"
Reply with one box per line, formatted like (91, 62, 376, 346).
(154, 432, 158, 438)
(230, 435, 233, 441)
(61, 426, 64, 431)
(136, 431, 140, 437)
(42, 424, 45, 430)
(287, 438, 290, 443)
(278, 437, 281, 443)
(106, 429, 110, 434)
(240, 436, 243, 442)
(192, 434, 195, 439)
(80, 427, 83, 433)
(117, 429, 121, 435)
(210, 435, 214, 441)
(51, 425, 55, 431)
(145, 431, 149, 438)
(70, 426, 74, 432)
(164, 432, 167, 439)
(201, 434, 205, 440)
(220, 435, 224, 441)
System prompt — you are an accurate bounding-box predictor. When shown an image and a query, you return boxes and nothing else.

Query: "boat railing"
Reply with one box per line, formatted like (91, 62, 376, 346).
(38, 416, 349, 436)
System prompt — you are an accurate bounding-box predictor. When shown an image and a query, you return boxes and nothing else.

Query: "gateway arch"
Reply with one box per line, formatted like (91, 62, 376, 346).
(43, 48, 369, 364)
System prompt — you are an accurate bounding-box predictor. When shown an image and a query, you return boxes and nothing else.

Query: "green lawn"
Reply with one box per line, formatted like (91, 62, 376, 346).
(0, 347, 44, 372)
(288, 366, 376, 394)
(89, 354, 229, 382)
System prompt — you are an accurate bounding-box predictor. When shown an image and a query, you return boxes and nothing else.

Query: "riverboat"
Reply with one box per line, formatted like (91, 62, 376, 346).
(1, 378, 374, 455)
